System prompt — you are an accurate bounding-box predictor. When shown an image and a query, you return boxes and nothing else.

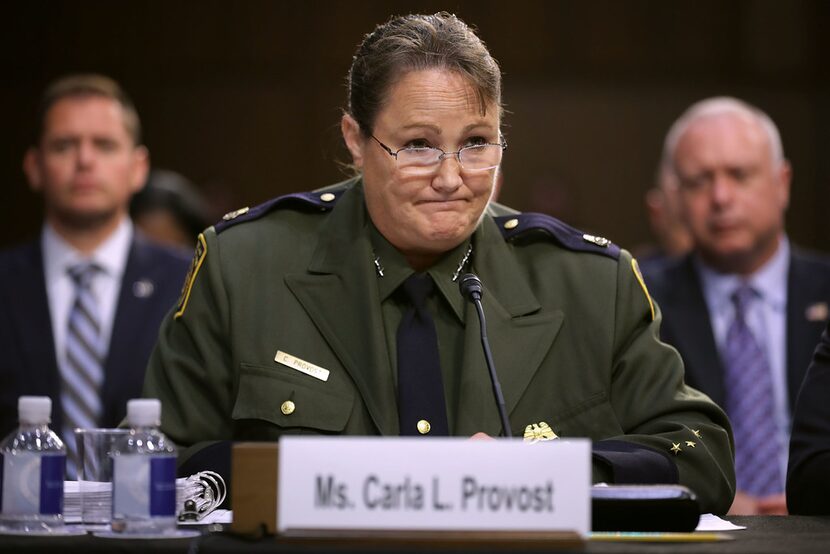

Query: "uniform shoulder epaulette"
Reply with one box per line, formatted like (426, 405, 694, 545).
(213, 189, 345, 234)
(493, 212, 620, 260)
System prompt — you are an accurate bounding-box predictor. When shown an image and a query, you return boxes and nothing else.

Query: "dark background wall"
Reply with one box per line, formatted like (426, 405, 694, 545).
(3, 0, 829, 254)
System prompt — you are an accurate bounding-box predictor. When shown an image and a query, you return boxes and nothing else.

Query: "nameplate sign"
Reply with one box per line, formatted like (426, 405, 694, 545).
(277, 437, 590, 536)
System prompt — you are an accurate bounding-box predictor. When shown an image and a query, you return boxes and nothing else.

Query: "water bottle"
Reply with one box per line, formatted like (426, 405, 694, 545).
(110, 399, 177, 534)
(0, 396, 66, 533)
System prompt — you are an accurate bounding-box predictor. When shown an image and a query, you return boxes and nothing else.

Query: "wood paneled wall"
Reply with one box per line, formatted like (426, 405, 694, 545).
(3, 0, 828, 252)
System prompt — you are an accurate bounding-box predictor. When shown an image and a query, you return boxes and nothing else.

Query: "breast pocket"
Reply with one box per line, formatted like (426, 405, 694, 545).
(233, 362, 354, 435)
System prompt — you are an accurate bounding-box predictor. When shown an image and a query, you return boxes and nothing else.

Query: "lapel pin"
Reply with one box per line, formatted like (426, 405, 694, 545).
(132, 279, 155, 298)
(805, 302, 828, 322)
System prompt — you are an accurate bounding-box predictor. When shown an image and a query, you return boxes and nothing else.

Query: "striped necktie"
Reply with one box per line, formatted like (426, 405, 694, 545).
(62, 262, 106, 478)
(723, 284, 783, 496)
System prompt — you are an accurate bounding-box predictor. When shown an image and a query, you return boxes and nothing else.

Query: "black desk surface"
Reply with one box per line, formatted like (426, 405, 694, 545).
(4, 516, 830, 553)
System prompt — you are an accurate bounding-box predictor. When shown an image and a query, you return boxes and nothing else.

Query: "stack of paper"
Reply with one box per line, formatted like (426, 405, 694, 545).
(63, 481, 81, 523)
(62, 471, 226, 523)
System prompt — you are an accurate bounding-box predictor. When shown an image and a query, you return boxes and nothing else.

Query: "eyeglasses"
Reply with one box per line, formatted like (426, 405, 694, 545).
(371, 135, 506, 174)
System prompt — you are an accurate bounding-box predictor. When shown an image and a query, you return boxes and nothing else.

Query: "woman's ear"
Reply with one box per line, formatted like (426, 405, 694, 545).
(341, 114, 365, 169)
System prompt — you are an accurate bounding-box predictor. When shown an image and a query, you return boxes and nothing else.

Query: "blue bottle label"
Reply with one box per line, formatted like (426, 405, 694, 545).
(149, 457, 176, 517)
(40, 455, 65, 515)
(113, 455, 176, 518)
(1, 452, 65, 516)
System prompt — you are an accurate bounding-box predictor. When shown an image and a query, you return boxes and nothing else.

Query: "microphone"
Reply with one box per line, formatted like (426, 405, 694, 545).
(459, 273, 512, 438)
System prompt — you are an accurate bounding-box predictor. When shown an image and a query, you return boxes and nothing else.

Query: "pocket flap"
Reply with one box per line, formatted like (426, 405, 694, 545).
(233, 362, 353, 432)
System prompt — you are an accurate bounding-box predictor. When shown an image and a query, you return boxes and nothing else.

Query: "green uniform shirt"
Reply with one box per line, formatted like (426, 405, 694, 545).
(144, 178, 736, 514)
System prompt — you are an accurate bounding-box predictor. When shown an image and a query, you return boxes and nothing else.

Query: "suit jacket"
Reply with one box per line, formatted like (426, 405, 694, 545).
(640, 251, 830, 413)
(0, 232, 190, 437)
(144, 179, 736, 514)
(787, 321, 830, 514)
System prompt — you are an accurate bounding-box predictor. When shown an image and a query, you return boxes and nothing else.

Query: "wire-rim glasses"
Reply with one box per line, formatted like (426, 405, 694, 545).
(371, 135, 506, 174)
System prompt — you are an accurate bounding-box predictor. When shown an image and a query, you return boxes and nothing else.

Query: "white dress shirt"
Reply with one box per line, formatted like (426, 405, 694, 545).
(42, 218, 134, 369)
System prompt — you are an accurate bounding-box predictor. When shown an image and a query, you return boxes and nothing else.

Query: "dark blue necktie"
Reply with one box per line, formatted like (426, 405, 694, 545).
(723, 284, 783, 496)
(396, 273, 449, 436)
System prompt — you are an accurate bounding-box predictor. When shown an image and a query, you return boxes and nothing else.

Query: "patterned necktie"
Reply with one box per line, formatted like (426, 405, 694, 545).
(396, 273, 449, 436)
(723, 284, 783, 496)
(62, 263, 106, 478)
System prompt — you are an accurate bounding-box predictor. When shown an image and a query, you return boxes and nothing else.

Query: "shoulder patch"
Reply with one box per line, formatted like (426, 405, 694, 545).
(213, 189, 345, 234)
(494, 213, 620, 260)
(175, 233, 207, 320)
(631, 258, 655, 321)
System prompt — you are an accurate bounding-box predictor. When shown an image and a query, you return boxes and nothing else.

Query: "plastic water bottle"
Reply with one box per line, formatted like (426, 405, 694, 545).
(0, 396, 66, 533)
(110, 399, 177, 534)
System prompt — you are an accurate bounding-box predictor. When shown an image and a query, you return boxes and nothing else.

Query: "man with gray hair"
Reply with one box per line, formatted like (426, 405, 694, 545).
(642, 97, 830, 514)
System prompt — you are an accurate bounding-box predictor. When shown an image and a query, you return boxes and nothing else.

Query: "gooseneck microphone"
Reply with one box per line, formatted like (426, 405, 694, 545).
(459, 273, 513, 438)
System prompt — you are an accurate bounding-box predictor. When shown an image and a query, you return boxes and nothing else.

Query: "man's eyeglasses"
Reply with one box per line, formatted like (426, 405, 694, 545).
(371, 135, 506, 175)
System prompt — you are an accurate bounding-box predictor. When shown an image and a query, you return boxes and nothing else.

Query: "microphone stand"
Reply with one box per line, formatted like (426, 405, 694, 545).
(460, 274, 513, 438)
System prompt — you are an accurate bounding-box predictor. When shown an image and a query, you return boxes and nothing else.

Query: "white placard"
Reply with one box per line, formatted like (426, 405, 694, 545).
(277, 437, 590, 536)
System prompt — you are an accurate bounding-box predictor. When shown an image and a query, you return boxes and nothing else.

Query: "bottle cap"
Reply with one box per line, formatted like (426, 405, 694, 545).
(18, 396, 52, 425)
(126, 398, 162, 427)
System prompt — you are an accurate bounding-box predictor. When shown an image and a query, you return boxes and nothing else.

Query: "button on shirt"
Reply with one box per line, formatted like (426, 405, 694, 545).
(696, 237, 790, 480)
(42, 219, 133, 370)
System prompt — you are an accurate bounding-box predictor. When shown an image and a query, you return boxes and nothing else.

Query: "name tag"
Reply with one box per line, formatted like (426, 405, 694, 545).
(277, 437, 590, 536)
(274, 351, 329, 382)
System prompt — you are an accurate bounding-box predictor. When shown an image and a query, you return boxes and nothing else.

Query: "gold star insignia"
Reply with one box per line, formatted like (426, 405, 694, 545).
(670, 442, 682, 455)
(692, 429, 702, 438)
(685, 441, 696, 448)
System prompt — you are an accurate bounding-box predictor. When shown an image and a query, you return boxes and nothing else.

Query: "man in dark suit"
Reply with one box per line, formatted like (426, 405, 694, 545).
(642, 97, 830, 515)
(0, 75, 190, 473)
(788, 321, 830, 514)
